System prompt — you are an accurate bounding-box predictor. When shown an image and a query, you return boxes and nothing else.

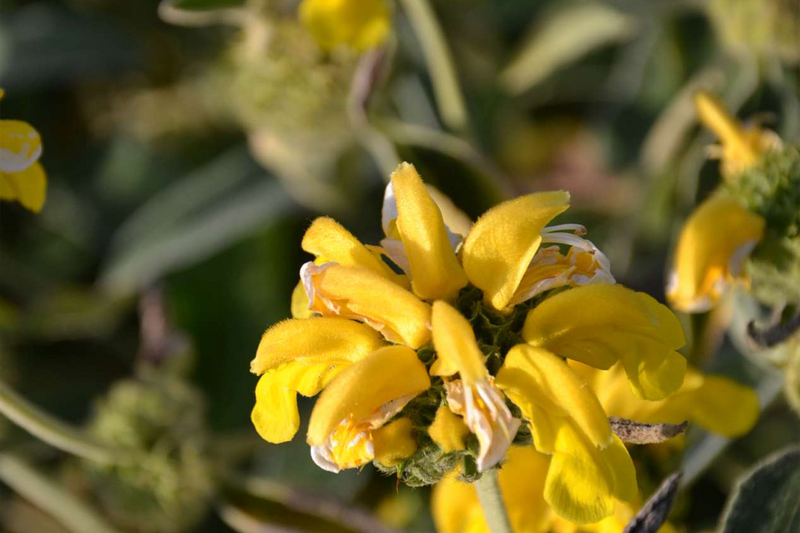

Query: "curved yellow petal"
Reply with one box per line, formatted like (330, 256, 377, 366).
(307, 345, 431, 445)
(496, 344, 612, 448)
(544, 419, 637, 524)
(250, 317, 386, 375)
(426, 184, 473, 238)
(523, 284, 686, 400)
(667, 194, 765, 313)
(251, 361, 343, 443)
(391, 163, 468, 301)
(302, 217, 400, 281)
(299, 0, 390, 52)
(0, 162, 47, 212)
(428, 404, 470, 453)
(0, 119, 42, 174)
(374, 418, 418, 466)
(430, 301, 488, 384)
(462, 191, 570, 311)
(306, 264, 432, 348)
(685, 374, 760, 437)
(499, 446, 553, 533)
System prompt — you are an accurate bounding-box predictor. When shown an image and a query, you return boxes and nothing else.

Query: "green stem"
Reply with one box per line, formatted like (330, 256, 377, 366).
(399, 0, 469, 134)
(475, 469, 513, 533)
(0, 380, 117, 464)
(0, 452, 123, 533)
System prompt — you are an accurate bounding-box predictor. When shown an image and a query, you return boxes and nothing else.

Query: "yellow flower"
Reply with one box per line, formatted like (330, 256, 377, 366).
(0, 89, 47, 212)
(432, 446, 673, 533)
(571, 360, 760, 438)
(667, 193, 765, 313)
(694, 91, 780, 179)
(299, 0, 391, 52)
(251, 161, 687, 525)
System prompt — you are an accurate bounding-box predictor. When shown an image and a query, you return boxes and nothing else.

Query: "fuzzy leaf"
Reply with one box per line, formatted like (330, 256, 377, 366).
(720, 446, 800, 533)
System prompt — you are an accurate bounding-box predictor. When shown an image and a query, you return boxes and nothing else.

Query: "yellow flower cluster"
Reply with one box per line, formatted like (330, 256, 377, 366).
(667, 91, 781, 313)
(299, 0, 391, 52)
(0, 89, 47, 212)
(250, 162, 702, 525)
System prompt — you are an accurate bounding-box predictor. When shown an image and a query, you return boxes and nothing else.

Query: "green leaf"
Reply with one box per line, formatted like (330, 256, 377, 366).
(99, 148, 299, 295)
(720, 446, 800, 533)
(501, 1, 638, 95)
(170, 0, 246, 10)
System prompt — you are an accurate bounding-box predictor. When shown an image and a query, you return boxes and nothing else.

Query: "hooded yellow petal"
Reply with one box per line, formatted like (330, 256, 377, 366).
(390, 163, 468, 301)
(299, 0, 390, 52)
(302, 217, 400, 281)
(462, 191, 570, 311)
(0, 162, 47, 212)
(251, 361, 343, 443)
(428, 404, 470, 453)
(374, 418, 418, 466)
(496, 344, 612, 448)
(430, 301, 488, 384)
(250, 317, 386, 375)
(0, 119, 42, 174)
(307, 264, 432, 348)
(523, 284, 686, 400)
(544, 419, 636, 524)
(667, 194, 765, 313)
(307, 345, 430, 445)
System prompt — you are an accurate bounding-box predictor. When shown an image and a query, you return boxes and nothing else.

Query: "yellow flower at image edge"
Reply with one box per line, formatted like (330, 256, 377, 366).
(250, 161, 689, 525)
(299, 0, 391, 52)
(0, 89, 47, 212)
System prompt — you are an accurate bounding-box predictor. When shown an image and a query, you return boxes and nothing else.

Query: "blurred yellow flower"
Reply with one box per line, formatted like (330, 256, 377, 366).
(0, 89, 47, 212)
(667, 193, 765, 313)
(666, 91, 780, 313)
(251, 161, 687, 525)
(299, 0, 391, 52)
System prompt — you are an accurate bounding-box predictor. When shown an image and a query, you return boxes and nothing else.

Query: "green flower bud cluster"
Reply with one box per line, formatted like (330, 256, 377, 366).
(728, 146, 800, 306)
(83, 377, 213, 533)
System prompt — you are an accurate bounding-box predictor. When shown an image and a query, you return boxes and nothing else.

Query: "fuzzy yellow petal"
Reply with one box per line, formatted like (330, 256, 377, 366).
(428, 405, 470, 453)
(430, 301, 488, 384)
(462, 191, 570, 311)
(545, 419, 636, 524)
(250, 317, 386, 375)
(0, 162, 47, 212)
(497, 344, 612, 449)
(308, 264, 432, 348)
(307, 345, 430, 445)
(667, 194, 765, 313)
(391, 163, 468, 301)
(0, 119, 42, 174)
(302, 217, 400, 281)
(252, 361, 343, 443)
(299, 0, 390, 52)
(523, 284, 686, 400)
(374, 418, 418, 466)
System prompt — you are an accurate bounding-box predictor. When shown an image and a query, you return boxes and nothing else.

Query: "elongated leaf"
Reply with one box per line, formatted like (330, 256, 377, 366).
(720, 446, 800, 533)
(100, 151, 298, 295)
(501, 2, 637, 95)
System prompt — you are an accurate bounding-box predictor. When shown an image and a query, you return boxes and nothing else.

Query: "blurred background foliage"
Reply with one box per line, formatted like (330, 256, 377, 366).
(0, 0, 799, 532)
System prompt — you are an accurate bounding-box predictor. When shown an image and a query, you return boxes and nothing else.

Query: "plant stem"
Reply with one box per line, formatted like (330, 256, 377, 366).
(0, 380, 117, 464)
(475, 469, 513, 533)
(0, 452, 123, 533)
